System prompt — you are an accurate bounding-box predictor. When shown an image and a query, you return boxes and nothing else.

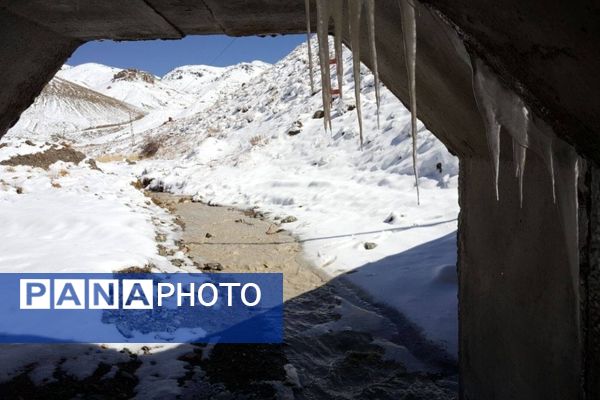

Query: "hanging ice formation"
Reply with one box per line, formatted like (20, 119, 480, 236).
(472, 57, 559, 207)
(529, 116, 556, 202)
(366, 0, 381, 128)
(304, 0, 315, 94)
(312, 0, 380, 149)
(332, 0, 345, 103)
(311, 0, 418, 202)
(398, 0, 420, 204)
(554, 140, 580, 309)
(348, 0, 364, 147)
(472, 54, 580, 302)
(315, 0, 333, 132)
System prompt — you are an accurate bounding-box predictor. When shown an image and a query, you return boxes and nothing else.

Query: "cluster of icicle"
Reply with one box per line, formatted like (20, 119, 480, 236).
(304, 0, 420, 204)
(472, 56, 579, 295)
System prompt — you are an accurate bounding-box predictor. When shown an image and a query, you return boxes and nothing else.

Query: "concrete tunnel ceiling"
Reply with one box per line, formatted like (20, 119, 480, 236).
(0, 0, 599, 161)
(0, 1, 599, 399)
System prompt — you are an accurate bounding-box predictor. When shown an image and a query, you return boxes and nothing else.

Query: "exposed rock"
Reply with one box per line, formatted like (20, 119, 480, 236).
(364, 242, 378, 250)
(171, 259, 184, 267)
(202, 262, 224, 271)
(0, 146, 85, 170)
(158, 245, 168, 256)
(243, 208, 265, 219)
(383, 212, 403, 224)
(140, 140, 160, 158)
(113, 68, 155, 84)
(117, 265, 153, 274)
(280, 216, 298, 224)
(288, 120, 303, 136)
(86, 158, 102, 172)
(312, 110, 325, 119)
(266, 224, 284, 235)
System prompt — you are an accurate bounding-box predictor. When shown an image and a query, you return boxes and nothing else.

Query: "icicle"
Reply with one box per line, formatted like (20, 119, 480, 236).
(315, 0, 332, 132)
(472, 61, 501, 200)
(546, 141, 556, 203)
(473, 56, 540, 204)
(511, 106, 529, 207)
(304, 0, 315, 94)
(365, 0, 381, 128)
(472, 59, 501, 200)
(331, 0, 344, 102)
(349, 0, 364, 148)
(399, 0, 420, 204)
(512, 139, 527, 207)
(554, 141, 579, 315)
(528, 116, 556, 202)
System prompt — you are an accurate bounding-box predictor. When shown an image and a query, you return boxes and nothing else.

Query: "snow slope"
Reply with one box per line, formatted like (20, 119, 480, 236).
(163, 61, 269, 96)
(0, 139, 191, 274)
(58, 63, 193, 111)
(7, 77, 143, 140)
(39, 62, 270, 146)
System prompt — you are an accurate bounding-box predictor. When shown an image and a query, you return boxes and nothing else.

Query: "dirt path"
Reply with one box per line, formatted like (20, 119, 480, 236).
(148, 193, 458, 399)
(150, 193, 327, 300)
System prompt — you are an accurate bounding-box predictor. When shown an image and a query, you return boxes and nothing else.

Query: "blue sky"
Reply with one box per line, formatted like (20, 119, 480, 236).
(66, 35, 306, 76)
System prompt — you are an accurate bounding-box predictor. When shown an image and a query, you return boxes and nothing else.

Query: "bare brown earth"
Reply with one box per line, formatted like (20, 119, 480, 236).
(150, 193, 327, 300)
(0, 145, 85, 169)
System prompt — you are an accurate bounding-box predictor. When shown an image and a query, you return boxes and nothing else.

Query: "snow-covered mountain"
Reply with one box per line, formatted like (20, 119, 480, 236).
(7, 76, 143, 140)
(162, 61, 269, 95)
(117, 41, 457, 181)
(57, 63, 194, 111)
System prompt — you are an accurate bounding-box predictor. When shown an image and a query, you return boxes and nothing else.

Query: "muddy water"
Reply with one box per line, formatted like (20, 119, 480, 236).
(153, 194, 458, 399)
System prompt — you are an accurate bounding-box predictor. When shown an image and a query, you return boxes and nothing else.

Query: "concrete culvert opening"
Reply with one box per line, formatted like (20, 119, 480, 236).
(0, 1, 598, 399)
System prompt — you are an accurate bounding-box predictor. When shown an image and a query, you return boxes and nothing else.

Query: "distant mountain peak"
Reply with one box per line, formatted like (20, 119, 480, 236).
(112, 68, 156, 84)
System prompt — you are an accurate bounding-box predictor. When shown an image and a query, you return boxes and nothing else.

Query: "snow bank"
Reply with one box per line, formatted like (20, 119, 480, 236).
(0, 139, 188, 274)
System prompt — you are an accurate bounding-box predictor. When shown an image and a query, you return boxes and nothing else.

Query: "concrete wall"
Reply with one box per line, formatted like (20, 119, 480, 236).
(459, 150, 582, 400)
(0, 0, 597, 398)
(581, 163, 600, 399)
(0, 9, 80, 137)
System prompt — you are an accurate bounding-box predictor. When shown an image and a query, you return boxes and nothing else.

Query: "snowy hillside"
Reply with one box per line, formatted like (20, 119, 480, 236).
(7, 77, 143, 140)
(108, 41, 457, 179)
(58, 63, 193, 111)
(163, 61, 269, 95)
